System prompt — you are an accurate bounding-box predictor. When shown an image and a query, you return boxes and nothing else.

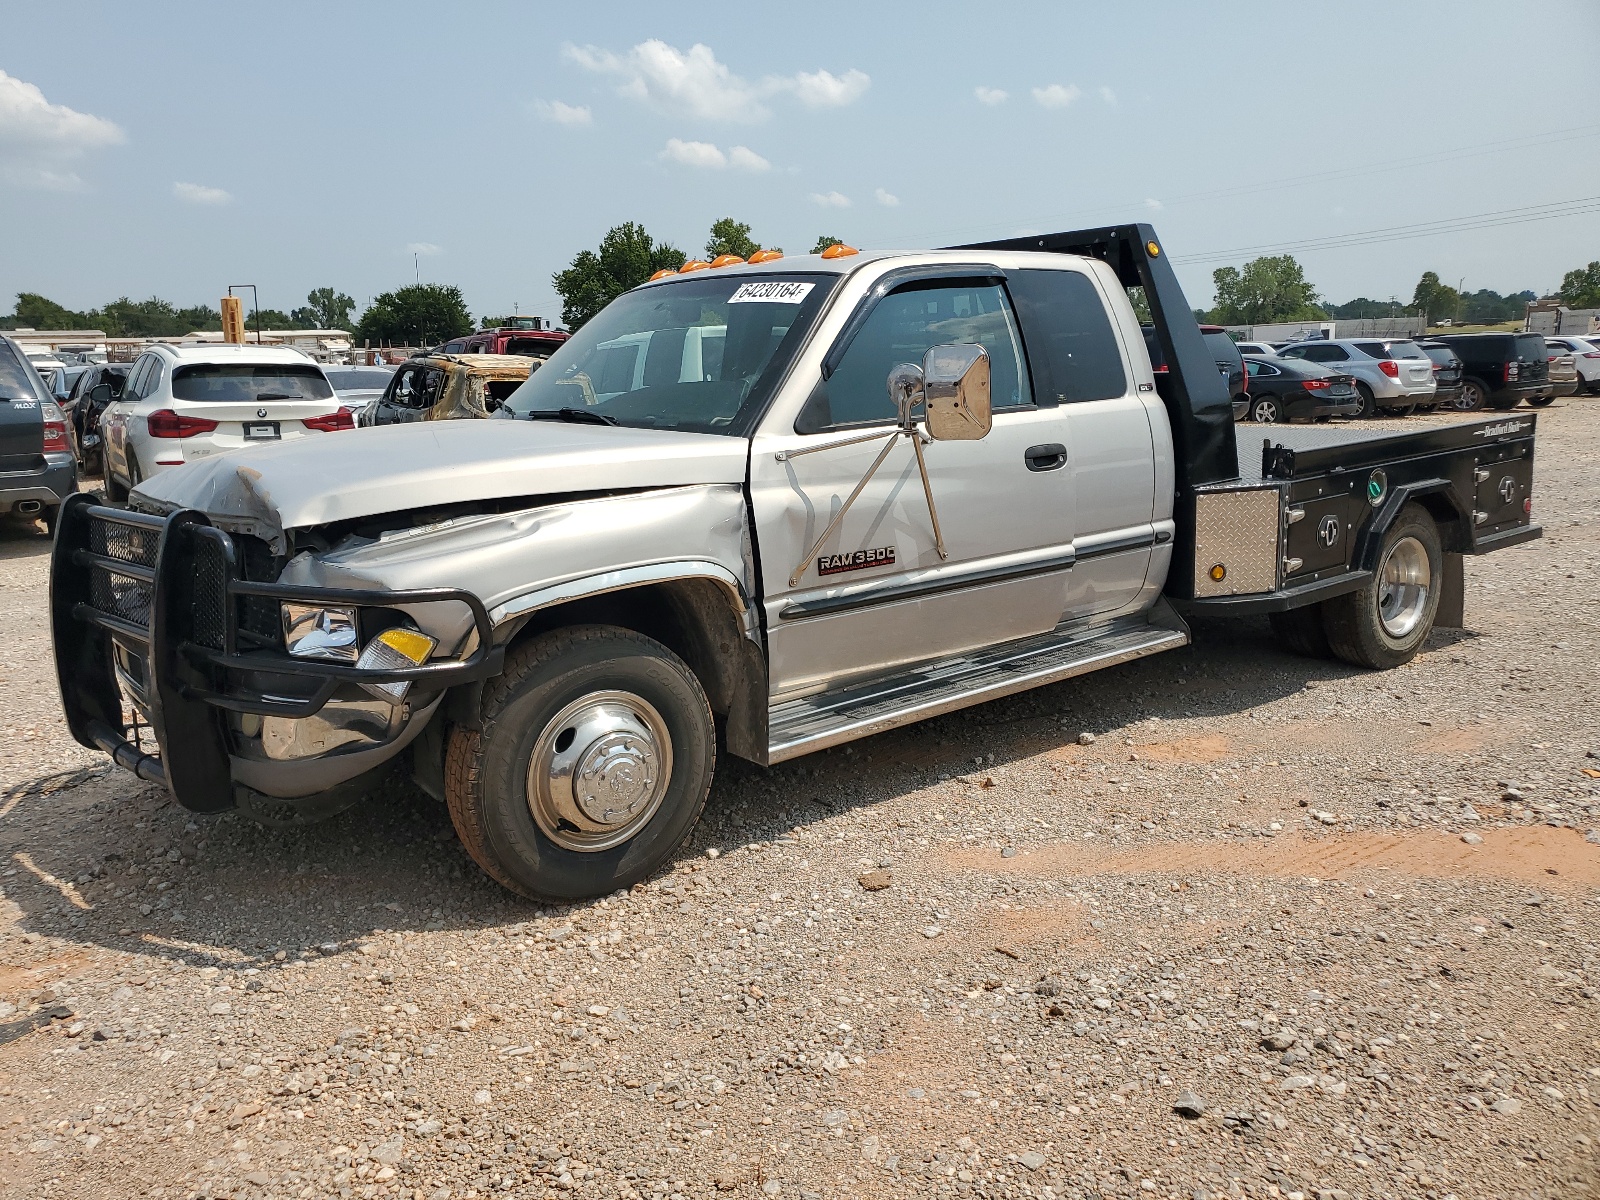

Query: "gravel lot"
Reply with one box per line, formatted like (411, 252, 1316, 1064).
(1, 404, 1597, 1200)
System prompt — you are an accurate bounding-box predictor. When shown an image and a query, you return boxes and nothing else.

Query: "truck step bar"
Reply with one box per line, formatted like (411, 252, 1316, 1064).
(766, 602, 1190, 763)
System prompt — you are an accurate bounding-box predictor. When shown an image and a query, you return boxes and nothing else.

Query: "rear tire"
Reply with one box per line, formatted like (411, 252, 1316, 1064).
(1249, 396, 1281, 423)
(1322, 504, 1442, 669)
(1527, 395, 1556, 407)
(1269, 605, 1331, 659)
(1391, 402, 1417, 417)
(1353, 383, 1377, 419)
(1487, 396, 1520, 411)
(1456, 379, 1489, 412)
(444, 625, 715, 901)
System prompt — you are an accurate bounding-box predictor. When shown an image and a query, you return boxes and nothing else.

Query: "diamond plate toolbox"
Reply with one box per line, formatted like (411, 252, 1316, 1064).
(1192, 486, 1282, 596)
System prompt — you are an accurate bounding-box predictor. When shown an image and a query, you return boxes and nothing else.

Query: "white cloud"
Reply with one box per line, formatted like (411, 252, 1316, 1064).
(1031, 83, 1082, 109)
(533, 99, 592, 126)
(1098, 86, 1117, 105)
(874, 188, 899, 208)
(565, 39, 869, 122)
(790, 68, 870, 109)
(728, 145, 771, 172)
(406, 242, 443, 256)
(1144, 197, 1163, 211)
(809, 191, 852, 209)
(0, 69, 123, 189)
(974, 86, 1008, 106)
(662, 138, 727, 168)
(172, 181, 231, 205)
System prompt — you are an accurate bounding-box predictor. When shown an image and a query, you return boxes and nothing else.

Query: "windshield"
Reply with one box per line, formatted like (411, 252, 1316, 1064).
(502, 273, 835, 435)
(172, 363, 334, 402)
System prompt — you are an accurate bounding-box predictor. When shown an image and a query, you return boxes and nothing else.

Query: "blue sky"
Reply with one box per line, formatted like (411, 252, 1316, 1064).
(2, 0, 1597, 326)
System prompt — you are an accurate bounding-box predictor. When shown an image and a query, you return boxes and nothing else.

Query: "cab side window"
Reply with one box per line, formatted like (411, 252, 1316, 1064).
(1006, 269, 1127, 403)
(1296, 345, 1347, 363)
(821, 281, 1031, 429)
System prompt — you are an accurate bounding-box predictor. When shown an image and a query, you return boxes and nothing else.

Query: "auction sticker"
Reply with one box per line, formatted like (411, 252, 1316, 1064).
(728, 281, 815, 304)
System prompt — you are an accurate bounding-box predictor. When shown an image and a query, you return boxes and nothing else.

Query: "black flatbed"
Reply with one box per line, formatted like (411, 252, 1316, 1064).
(1228, 413, 1539, 486)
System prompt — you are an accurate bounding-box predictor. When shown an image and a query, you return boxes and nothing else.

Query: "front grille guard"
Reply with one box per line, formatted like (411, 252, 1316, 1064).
(51, 494, 504, 811)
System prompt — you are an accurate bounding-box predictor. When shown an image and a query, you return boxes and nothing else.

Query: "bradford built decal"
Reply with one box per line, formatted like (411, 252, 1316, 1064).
(1473, 420, 1529, 438)
(817, 546, 896, 576)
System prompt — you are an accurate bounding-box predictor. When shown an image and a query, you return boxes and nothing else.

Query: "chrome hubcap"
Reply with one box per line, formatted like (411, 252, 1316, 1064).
(526, 691, 672, 852)
(1378, 536, 1431, 638)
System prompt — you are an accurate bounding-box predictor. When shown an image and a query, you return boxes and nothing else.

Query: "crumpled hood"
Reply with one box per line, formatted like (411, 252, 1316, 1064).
(131, 419, 751, 550)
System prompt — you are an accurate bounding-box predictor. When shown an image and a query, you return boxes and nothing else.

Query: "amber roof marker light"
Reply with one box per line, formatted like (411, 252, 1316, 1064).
(648, 269, 676, 281)
(678, 260, 711, 273)
(709, 254, 746, 268)
(747, 249, 784, 264)
(820, 243, 859, 259)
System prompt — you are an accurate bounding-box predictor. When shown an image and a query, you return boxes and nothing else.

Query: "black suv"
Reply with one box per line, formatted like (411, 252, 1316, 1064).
(1416, 341, 1465, 411)
(1426, 332, 1551, 411)
(1143, 323, 1248, 420)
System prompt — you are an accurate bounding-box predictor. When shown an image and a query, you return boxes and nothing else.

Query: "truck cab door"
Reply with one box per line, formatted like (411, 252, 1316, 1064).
(1006, 266, 1168, 624)
(749, 273, 1077, 700)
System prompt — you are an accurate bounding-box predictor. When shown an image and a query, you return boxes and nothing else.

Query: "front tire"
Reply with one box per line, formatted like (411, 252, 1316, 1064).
(1322, 504, 1442, 669)
(445, 625, 715, 901)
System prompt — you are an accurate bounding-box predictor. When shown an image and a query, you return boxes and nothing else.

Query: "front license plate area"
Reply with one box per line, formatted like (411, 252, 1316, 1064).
(245, 422, 280, 440)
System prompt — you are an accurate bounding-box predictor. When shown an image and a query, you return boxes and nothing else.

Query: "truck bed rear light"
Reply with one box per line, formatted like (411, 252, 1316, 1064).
(1378, 360, 1399, 378)
(302, 407, 355, 432)
(147, 409, 219, 438)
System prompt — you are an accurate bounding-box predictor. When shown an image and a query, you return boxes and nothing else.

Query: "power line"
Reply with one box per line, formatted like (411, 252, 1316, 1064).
(1169, 195, 1600, 265)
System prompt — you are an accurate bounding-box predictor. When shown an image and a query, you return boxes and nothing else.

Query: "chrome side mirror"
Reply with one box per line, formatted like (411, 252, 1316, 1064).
(922, 343, 991, 440)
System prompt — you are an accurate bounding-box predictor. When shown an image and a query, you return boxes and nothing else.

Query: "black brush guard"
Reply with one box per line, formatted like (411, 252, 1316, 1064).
(50, 493, 503, 812)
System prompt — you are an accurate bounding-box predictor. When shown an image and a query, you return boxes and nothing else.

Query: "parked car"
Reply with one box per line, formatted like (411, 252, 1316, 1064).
(62, 362, 133, 475)
(1545, 340, 1580, 400)
(1426, 332, 1551, 411)
(1544, 335, 1600, 394)
(1415, 341, 1464, 411)
(1144, 323, 1248, 420)
(1233, 341, 1276, 357)
(1241, 355, 1360, 423)
(460, 319, 570, 359)
(323, 365, 396, 428)
(0, 335, 76, 531)
(1276, 339, 1436, 417)
(99, 344, 351, 500)
(369, 353, 537, 426)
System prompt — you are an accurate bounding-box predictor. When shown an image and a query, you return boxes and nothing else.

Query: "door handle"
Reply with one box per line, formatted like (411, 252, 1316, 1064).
(1024, 443, 1067, 472)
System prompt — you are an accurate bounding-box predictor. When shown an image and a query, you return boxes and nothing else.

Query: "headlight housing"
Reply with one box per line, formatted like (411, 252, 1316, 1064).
(282, 604, 359, 662)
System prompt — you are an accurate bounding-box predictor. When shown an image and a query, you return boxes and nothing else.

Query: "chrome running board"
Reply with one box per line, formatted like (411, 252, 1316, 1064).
(765, 600, 1189, 764)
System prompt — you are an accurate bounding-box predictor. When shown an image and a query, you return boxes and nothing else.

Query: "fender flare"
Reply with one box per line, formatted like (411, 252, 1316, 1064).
(1352, 478, 1468, 571)
(487, 559, 750, 628)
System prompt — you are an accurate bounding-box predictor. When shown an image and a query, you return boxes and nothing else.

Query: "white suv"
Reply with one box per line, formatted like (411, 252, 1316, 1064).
(99, 344, 351, 499)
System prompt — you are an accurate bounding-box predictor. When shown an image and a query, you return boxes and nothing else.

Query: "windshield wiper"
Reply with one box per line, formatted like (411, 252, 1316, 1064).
(524, 407, 620, 427)
(255, 392, 298, 402)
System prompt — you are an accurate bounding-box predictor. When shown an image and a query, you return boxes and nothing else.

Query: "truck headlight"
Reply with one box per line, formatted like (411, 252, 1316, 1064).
(357, 627, 438, 704)
(282, 603, 359, 662)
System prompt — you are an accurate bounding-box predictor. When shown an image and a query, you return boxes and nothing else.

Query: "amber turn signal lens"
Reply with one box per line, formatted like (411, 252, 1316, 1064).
(819, 243, 859, 259)
(1209, 564, 1226, 582)
(678, 260, 711, 272)
(1146, 240, 1161, 257)
(747, 249, 784, 264)
(709, 254, 745, 268)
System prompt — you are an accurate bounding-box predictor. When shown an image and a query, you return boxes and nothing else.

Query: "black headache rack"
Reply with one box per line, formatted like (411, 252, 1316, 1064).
(953, 223, 1238, 593)
(50, 493, 504, 812)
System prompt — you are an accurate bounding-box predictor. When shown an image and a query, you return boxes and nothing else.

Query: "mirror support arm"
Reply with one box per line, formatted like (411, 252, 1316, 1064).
(909, 431, 949, 562)
(786, 431, 904, 588)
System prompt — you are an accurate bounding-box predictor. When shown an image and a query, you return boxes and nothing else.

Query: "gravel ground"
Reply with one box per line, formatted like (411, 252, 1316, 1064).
(1, 404, 1597, 1200)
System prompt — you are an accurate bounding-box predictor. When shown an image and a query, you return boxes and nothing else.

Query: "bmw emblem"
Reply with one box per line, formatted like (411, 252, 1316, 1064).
(1318, 514, 1341, 548)
(257, 407, 268, 418)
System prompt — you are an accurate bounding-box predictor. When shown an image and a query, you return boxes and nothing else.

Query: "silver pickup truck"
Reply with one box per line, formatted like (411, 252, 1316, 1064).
(51, 224, 1540, 901)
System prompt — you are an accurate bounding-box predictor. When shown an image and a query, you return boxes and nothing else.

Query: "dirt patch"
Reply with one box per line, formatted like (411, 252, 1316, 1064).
(0, 953, 87, 1001)
(1411, 727, 1484, 755)
(1130, 734, 1233, 764)
(944, 827, 1600, 891)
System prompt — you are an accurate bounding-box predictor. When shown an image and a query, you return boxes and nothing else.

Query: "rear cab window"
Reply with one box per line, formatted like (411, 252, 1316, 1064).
(1007, 270, 1127, 404)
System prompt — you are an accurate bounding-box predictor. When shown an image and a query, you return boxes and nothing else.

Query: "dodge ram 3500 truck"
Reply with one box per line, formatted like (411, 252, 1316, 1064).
(51, 224, 1540, 901)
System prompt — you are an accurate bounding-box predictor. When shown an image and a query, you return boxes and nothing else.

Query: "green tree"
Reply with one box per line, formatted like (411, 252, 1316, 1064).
(705, 218, 762, 260)
(1209, 256, 1324, 324)
(1558, 261, 1600, 309)
(15, 293, 89, 329)
(1410, 271, 1460, 324)
(355, 284, 473, 346)
(294, 287, 356, 330)
(811, 235, 843, 255)
(552, 223, 687, 330)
